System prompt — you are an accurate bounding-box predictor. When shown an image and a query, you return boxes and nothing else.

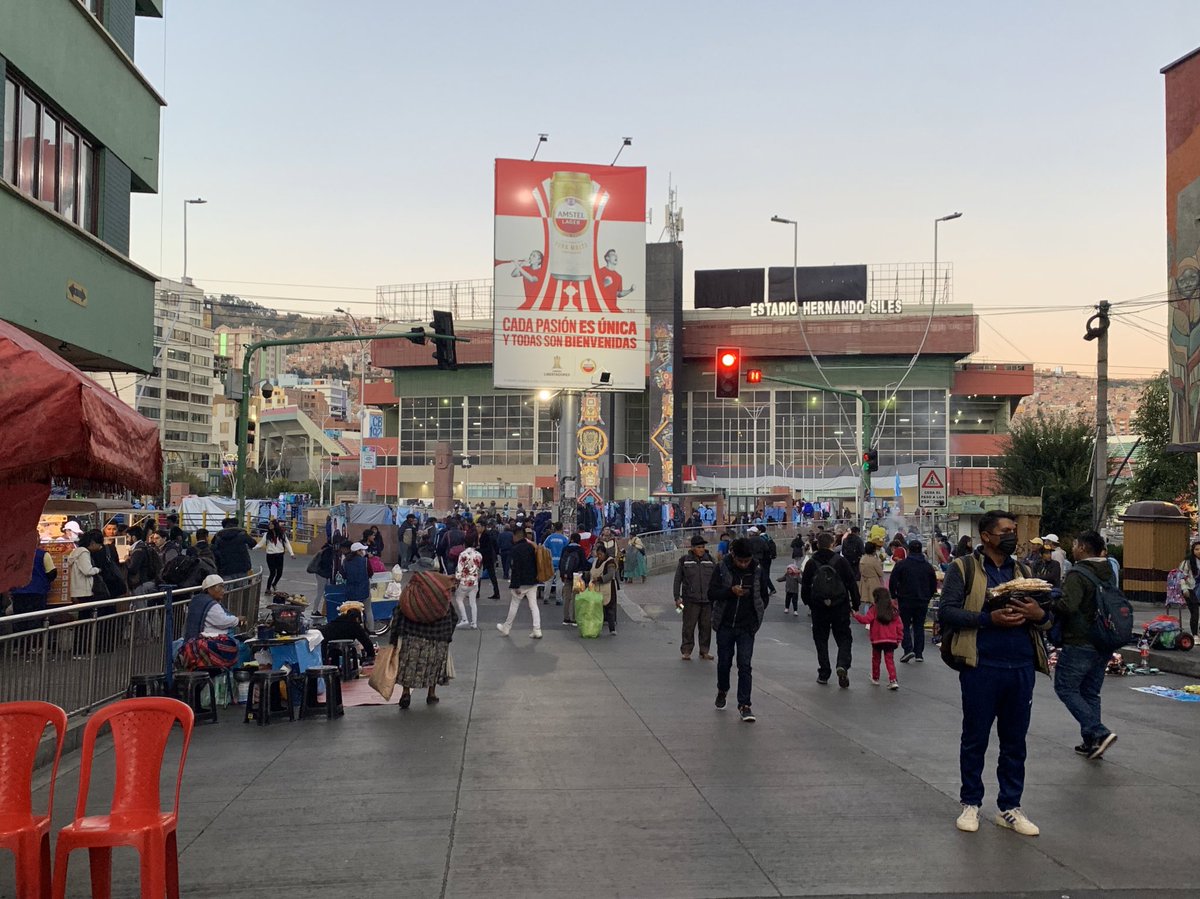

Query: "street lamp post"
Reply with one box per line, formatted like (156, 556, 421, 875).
(182, 198, 207, 282)
(933, 212, 962, 306)
(336, 307, 369, 504)
(615, 453, 649, 500)
(770, 215, 798, 313)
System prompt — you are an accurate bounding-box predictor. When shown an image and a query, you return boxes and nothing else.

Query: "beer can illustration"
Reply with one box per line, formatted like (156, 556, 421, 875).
(549, 171, 595, 281)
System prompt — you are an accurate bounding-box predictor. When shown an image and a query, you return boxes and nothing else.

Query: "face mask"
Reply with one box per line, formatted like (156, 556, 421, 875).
(995, 533, 1018, 556)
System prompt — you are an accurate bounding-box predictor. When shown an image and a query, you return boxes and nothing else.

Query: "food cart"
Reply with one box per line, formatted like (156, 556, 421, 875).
(37, 499, 147, 605)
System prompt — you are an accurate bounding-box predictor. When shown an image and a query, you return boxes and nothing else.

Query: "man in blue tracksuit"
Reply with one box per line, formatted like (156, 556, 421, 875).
(541, 522, 570, 605)
(939, 510, 1054, 838)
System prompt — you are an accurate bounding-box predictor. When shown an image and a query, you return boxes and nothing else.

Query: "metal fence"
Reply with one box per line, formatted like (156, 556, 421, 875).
(635, 520, 821, 558)
(0, 571, 262, 718)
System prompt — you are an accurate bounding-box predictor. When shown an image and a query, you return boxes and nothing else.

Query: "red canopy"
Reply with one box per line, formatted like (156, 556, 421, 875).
(0, 320, 161, 591)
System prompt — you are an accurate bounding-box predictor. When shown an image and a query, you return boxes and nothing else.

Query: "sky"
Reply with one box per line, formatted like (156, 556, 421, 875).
(129, 1, 1200, 378)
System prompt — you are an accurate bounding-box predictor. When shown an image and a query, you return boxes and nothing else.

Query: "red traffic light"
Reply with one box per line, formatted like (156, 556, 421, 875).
(715, 346, 741, 398)
(746, 369, 762, 384)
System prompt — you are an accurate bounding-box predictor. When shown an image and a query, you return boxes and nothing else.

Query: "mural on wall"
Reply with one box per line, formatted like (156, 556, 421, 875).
(649, 320, 675, 494)
(577, 391, 607, 505)
(1165, 48, 1200, 450)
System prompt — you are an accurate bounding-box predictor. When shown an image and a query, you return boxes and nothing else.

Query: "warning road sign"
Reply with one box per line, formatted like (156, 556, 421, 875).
(918, 465, 947, 508)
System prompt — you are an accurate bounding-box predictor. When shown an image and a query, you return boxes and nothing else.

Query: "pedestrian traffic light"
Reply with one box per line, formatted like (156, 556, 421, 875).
(715, 347, 741, 398)
(246, 420, 256, 447)
(746, 369, 763, 384)
(862, 447, 878, 472)
(431, 309, 457, 370)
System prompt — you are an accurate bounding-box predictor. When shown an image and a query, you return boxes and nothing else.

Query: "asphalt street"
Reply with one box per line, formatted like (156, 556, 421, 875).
(6, 564, 1199, 899)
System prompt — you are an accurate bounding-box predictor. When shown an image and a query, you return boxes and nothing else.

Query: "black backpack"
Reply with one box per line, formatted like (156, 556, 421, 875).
(764, 536, 777, 560)
(1071, 565, 1134, 652)
(811, 562, 847, 607)
(161, 551, 200, 587)
(560, 545, 582, 579)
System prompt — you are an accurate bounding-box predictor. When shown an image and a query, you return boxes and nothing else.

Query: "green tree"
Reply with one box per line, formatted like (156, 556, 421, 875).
(1120, 372, 1196, 505)
(995, 412, 1094, 539)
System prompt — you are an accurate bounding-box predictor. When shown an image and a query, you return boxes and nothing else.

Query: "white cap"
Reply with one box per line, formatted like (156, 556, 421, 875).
(351, 542, 368, 552)
(201, 574, 224, 590)
(748, 526, 760, 534)
(1043, 534, 1059, 544)
(63, 521, 83, 534)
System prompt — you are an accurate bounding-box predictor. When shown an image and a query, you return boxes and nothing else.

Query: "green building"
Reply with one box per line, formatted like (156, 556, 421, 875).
(1, 0, 164, 372)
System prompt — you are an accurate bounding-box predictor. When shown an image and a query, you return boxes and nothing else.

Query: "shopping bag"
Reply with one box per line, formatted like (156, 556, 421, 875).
(368, 640, 401, 701)
(576, 590, 604, 639)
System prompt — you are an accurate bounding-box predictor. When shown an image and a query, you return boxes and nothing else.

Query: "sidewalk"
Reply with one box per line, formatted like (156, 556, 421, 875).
(10, 570, 1200, 898)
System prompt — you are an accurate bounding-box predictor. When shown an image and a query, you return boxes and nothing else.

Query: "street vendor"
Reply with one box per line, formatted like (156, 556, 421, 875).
(320, 599, 376, 663)
(176, 574, 245, 670)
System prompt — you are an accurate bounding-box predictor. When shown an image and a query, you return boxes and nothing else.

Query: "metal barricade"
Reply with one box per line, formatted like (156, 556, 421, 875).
(0, 570, 262, 717)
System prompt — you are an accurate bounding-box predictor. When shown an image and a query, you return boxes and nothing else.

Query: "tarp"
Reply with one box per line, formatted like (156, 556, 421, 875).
(0, 320, 162, 591)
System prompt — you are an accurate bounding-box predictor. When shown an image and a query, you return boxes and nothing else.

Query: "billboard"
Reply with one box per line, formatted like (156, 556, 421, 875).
(493, 159, 647, 390)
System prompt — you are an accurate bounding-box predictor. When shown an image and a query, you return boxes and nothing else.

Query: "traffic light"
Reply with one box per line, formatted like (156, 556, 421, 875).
(862, 447, 878, 473)
(246, 420, 256, 447)
(715, 347, 741, 398)
(431, 309, 457, 370)
(746, 369, 763, 384)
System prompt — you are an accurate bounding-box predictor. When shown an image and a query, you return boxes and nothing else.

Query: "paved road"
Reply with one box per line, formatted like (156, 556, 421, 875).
(9, 567, 1200, 898)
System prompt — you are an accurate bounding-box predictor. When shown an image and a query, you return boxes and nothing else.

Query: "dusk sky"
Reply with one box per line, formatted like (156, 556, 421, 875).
(129, 1, 1200, 377)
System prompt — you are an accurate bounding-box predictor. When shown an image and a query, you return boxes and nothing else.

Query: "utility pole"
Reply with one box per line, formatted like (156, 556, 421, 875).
(1085, 301, 1111, 530)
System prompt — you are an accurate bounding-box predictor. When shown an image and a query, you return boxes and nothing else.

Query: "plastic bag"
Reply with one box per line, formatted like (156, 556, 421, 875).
(576, 590, 604, 638)
(573, 573, 586, 594)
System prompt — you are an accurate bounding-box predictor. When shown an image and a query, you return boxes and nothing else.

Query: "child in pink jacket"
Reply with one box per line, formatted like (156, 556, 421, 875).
(853, 587, 904, 689)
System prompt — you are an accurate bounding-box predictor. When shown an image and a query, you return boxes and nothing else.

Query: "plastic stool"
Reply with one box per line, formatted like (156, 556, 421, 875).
(299, 665, 344, 720)
(125, 673, 167, 698)
(325, 639, 361, 681)
(243, 670, 293, 725)
(173, 671, 218, 725)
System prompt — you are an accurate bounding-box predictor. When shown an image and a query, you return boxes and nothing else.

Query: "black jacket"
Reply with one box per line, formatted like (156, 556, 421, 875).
(212, 527, 256, 577)
(840, 533, 866, 570)
(889, 552, 938, 608)
(800, 549, 861, 609)
(509, 539, 538, 589)
(708, 557, 770, 632)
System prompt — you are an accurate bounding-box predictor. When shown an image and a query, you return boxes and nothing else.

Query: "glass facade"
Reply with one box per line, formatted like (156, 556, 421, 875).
(395, 394, 558, 467)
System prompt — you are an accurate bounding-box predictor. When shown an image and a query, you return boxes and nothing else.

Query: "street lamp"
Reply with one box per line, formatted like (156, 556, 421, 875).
(615, 453, 650, 499)
(335, 307, 369, 503)
(933, 212, 962, 305)
(770, 215, 798, 311)
(182, 198, 206, 282)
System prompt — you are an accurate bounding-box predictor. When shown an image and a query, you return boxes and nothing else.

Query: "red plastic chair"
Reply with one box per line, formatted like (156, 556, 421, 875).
(0, 701, 68, 899)
(51, 698, 194, 899)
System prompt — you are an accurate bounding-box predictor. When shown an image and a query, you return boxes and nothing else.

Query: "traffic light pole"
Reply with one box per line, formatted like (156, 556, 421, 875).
(747, 373, 874, 525)
(235, 331, 467, 519)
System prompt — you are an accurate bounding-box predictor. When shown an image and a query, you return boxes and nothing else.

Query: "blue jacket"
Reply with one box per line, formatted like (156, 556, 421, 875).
(543, 532, 569, 564)
(342, 554, 370, 601)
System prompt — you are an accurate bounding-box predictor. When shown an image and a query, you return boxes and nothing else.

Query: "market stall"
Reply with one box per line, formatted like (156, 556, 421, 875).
(0, 320, 161, 593)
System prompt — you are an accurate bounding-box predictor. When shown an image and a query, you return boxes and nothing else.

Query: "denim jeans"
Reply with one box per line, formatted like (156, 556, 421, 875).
(1053, 644, 1111, 746)
(959, 664, 1034, 810)
(900, 603, 928, 658)
(716, 626, 755, 707)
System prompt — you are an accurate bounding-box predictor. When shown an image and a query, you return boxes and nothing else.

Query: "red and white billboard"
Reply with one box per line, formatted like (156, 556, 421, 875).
(493, 159, 646, 390)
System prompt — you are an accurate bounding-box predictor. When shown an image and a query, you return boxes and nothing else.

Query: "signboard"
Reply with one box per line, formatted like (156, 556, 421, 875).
(493, 158, 647, 390)
(366, 411, 384, 439)
(361, 447, 377, 471)
(918, 465, 948, 508)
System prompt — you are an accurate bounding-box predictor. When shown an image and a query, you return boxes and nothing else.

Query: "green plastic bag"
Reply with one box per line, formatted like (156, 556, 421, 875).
(576, 590, 604, 638)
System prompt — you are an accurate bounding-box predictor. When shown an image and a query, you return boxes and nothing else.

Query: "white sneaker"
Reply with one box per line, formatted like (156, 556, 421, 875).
(792, 609, 799, 616)
(995, 807, 1040, 836)
(956, 804, 980, 832)
(530, 629, 543, 639)
(470, 623, 478, 630)
(888, 680, 899, 691)
(870, 677, 880, 685)
(496, 623, 511, 637)
(456, 621, 471, 629)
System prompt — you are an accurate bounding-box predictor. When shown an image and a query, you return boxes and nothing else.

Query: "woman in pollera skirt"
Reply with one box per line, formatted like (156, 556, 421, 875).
(390, 594, 458, 709)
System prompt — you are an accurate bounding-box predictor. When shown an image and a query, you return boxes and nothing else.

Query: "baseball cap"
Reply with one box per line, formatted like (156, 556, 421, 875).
(350, 542, 368, 552)
(748, 526, 760, 534)
(63, 521, 82, 534)
(201, 574, 224, 590)
(1042, 534, 1059, 544)
(1029, 537, 1043, 546)
(690, 535, 707, 546)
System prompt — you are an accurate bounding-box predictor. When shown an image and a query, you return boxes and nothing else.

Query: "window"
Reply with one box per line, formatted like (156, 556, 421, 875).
(166, 368, 188, 382)
(165, 430, 189, 443)
(137, 406, 160, 420)
(3, 76, 96, 232)
(165, 388, 190, 402)
(191, 373, 209, 386)
(2, 79, 14, 183)
(189, 412, 209, 424)
(167, 348, 190, 363)
(220, 422, 230, 434)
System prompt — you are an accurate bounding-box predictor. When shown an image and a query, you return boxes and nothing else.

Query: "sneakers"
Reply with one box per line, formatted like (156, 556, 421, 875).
(715, 691, 727, 710)
(699, 652, 714, 660)
(995, 808, 1040, 836)
(456, 621, 471, 629)
(793, 609, 799, 616)
(681, 654, 692, 661)
(870, 677, 880, 685)
(836, 666, 850, 688)
(530, 629, 543, 639)
(739, 705, 756, 723)
(955, 804, 980, 832)
(817, 676, 830, 685)
(496, 623, 511, 637)
(469, 623, 478, 630)
(914, 656, 924, 663)
(1088, 733, 1117, 760)
(887, 680, 899, 691)
(900, 651, 916, 663)
(1074, 743, 1093, 755)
